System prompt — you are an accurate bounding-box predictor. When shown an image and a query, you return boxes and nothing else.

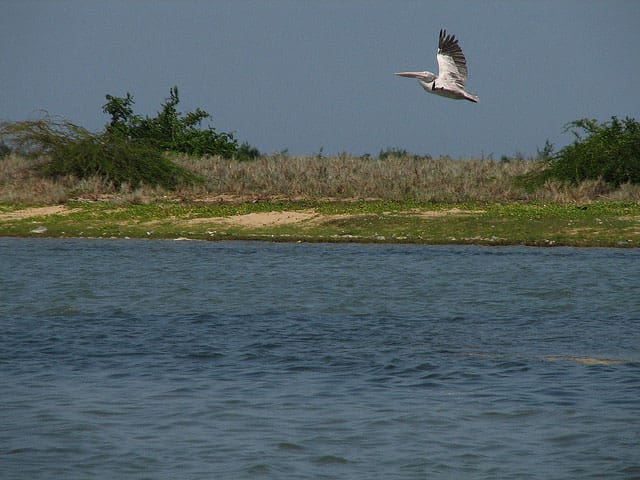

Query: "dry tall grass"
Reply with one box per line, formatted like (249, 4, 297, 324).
(175, 155, 534, 202)
(172, 154, 640, 203)
(2, 153, 640, 204)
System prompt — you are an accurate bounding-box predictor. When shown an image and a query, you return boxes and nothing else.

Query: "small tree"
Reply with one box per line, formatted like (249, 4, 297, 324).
(102, 86, 253, 158)
(103, 92, 135, 131)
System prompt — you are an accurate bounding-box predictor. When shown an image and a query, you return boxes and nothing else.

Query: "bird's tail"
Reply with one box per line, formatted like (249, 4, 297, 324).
(464, 91, 479, 103)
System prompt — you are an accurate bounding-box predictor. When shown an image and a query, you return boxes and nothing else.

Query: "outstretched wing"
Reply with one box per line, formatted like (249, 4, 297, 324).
(436, 29, 468, 89)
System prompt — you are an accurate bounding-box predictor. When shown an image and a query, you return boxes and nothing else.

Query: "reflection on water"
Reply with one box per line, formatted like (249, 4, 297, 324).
(1, 239, 639, 479)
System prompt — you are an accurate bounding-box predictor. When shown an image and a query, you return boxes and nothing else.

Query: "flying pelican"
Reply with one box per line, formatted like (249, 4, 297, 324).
(395, 29, 479, 103)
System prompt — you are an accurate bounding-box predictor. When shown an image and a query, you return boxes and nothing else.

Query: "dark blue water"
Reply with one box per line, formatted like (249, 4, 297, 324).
(1, 238, 639, 479)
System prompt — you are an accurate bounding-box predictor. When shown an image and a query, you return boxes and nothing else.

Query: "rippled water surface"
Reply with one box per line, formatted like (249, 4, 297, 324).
(1, 238, 639, 479)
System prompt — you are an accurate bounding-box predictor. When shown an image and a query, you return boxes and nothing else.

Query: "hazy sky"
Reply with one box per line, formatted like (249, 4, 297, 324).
(2, 1, 639, 158)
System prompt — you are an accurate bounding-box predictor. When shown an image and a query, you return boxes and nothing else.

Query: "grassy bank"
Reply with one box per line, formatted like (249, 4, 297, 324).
(1, 200, 638, 247)
(3, 153, 640, 204)
(1, 153, 639, 246)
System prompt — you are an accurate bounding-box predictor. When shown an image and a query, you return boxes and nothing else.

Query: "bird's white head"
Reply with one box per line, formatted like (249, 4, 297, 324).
(394, 71, 436, 82)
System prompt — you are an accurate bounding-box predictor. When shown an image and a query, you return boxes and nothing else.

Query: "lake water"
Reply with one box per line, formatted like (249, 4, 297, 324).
(1, 238, 639, 479)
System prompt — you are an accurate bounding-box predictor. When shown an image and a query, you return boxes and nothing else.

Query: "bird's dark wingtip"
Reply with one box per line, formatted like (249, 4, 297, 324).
(438, 29, 460, 51)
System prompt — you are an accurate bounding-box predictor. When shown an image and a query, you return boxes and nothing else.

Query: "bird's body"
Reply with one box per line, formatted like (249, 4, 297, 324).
(396, 29, 479, 103)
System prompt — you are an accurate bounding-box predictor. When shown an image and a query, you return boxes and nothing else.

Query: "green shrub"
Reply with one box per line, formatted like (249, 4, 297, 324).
(0, 116, 197, 188)
(103, 86, 259, 159)
(0, 141, 11, 158)
(45, 134, 196, 189)
(235, 142, 261, 161)
(541, 117, 640, 186)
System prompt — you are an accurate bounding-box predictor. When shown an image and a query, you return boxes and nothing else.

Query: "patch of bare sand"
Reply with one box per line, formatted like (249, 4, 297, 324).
(181, 207, 486, 229)
(411, 208, 485, 218)
(0, 205, 78, 221)
(186, 210, 319, 228)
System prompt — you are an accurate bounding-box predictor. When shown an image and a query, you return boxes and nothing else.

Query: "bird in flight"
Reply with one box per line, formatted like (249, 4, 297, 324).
(395, 29, 479, 103)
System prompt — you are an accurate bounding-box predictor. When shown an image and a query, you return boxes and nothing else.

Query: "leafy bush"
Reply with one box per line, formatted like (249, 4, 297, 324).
(103, 86, 259, 159)
(45, 134, 196, 189)
(539, 117, 640, 186)
(236, 141, 261, 161)
(379, 147, 432, 160)
(0, 116, 197, 188)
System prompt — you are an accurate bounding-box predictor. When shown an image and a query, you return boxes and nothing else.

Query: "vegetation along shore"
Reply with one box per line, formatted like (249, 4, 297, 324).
(1, 198, 639, 247)
(1, 87, 639, 247)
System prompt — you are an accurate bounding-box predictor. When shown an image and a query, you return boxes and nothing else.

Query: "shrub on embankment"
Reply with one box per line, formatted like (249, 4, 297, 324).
(0, 116, 196, 190)
(102, 86, 258, 160)
(525, 116, 640, 188)
(0, 86, 259, 195)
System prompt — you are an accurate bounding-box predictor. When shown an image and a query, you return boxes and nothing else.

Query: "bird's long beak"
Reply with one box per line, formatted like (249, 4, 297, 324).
(394, 72, 429, 79)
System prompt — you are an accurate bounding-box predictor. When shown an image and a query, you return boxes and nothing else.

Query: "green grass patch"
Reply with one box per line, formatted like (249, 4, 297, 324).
(1, 200, 637, 247)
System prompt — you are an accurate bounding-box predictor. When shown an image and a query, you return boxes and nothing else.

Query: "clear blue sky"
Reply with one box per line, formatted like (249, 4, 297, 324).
(2, 1, 639, 158)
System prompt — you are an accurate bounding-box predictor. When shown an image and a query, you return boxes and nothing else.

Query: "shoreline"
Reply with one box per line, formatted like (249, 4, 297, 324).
(1, 200, 639, 248)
